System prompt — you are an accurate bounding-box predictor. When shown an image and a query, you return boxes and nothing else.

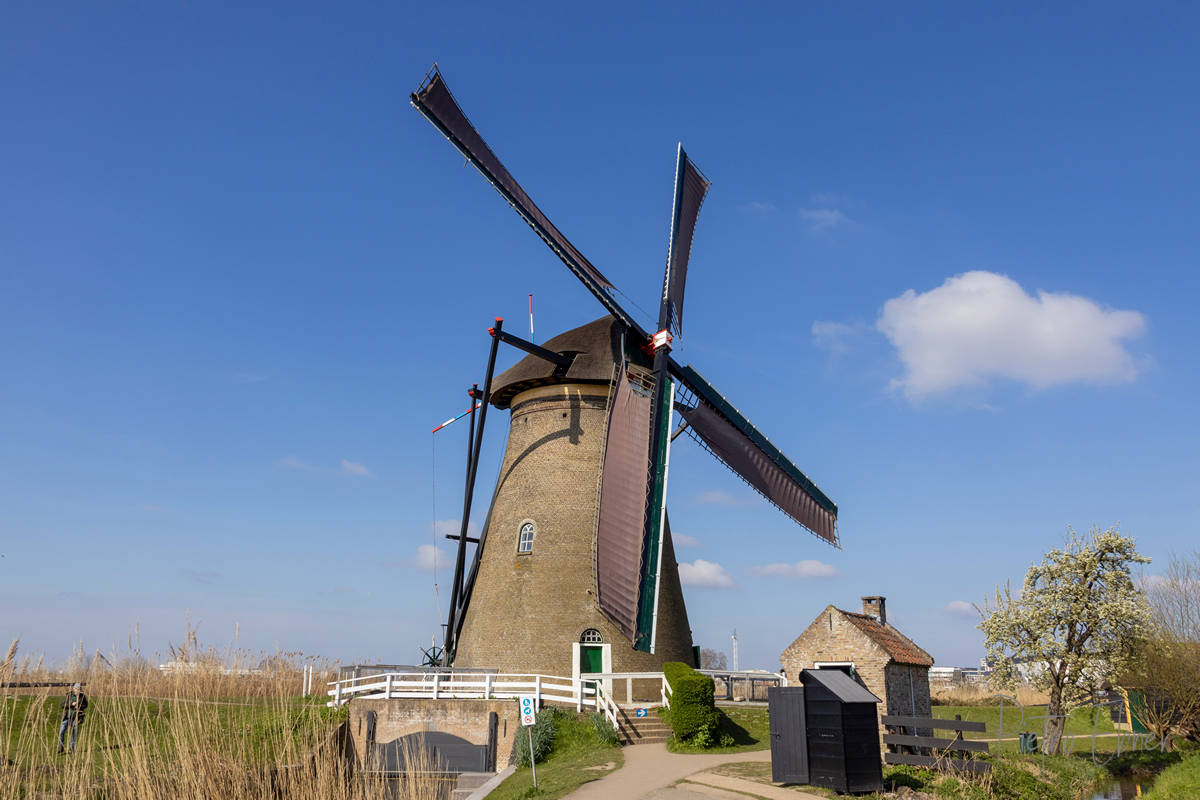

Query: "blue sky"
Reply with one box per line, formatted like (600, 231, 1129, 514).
(3, 2, 1198, 671)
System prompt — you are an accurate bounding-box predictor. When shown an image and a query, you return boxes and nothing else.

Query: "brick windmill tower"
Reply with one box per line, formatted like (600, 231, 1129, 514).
(412, 67, 840, 682)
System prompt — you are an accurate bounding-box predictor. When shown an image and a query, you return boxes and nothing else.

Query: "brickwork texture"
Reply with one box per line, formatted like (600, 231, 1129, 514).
(453, 382, 694, 690)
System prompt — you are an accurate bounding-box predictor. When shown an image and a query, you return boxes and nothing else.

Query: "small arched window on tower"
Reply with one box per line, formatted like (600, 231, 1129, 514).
(580, 629, 603, 644)
(517, 522, 535, 553)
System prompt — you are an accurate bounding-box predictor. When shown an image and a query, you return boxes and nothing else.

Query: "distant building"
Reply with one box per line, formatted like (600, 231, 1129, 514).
(929, 666, 963, 686)
(780, 596, 934, 746)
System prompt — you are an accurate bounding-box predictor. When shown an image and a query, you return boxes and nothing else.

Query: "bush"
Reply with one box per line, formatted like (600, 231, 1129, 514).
(589, 713, 619, 747)
(513, 705, 563, 766)
(662, 661, 719, 744)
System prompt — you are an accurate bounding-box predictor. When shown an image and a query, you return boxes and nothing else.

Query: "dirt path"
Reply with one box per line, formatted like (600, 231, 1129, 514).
(563, 745, 822, 800)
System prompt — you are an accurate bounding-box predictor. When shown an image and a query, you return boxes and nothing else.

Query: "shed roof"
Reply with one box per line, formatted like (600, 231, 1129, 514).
(840, 610, 934, 667)
(801, 668, 881, 704)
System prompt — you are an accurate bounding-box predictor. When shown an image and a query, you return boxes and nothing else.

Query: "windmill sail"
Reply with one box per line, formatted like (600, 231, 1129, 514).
(412, 64, 842, 669)
(411, 68, 645, 337)
(595, 368, 653, 642)
(662, 146, 710, 338)
(672, 363, 840, 546)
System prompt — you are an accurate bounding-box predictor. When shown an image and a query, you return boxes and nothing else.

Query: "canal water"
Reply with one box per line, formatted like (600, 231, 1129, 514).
(1087, 776, 1154, 799)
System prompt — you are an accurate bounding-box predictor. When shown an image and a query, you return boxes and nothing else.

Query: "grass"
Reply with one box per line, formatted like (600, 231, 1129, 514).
(3, 693, 341, 767)
(488, 710, 624, 800)
(665, 703, 770, 754)
(1142, 753, 1200, 799)
(0, 633, 448, 800)
(711, 753, 1108, 800)
(932, 702, 1126, 756)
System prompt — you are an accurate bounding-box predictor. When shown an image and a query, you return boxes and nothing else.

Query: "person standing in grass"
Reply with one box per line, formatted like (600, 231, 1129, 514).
(57, 682, 88, 754)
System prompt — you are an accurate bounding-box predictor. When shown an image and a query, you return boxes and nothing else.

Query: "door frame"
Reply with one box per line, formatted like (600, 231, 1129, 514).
(571, 642, 613, 695)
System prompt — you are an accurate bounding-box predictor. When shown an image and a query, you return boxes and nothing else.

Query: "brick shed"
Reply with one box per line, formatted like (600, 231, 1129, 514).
(780, 597, 934, 746)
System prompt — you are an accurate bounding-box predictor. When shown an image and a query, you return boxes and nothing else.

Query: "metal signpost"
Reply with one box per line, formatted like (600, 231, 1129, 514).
(519, 695, 538, 788)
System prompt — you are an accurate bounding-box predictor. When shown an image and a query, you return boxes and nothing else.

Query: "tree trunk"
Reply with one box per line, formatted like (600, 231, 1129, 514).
(1043, 683, 1066, 755)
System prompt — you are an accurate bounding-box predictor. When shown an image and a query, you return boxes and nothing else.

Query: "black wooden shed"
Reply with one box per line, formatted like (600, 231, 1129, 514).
(768, 668, 883, 794)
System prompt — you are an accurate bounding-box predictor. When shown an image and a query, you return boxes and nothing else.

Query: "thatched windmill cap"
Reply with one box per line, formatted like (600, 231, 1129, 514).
(490, 316, 650, 409)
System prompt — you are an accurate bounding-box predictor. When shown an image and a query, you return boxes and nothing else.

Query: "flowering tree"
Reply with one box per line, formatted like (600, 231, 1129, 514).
(979, 526, 1150, 754)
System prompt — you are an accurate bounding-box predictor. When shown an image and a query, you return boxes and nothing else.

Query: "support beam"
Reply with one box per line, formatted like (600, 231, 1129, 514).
(443, 319, 504, 665)
(494, 330, 573, 367)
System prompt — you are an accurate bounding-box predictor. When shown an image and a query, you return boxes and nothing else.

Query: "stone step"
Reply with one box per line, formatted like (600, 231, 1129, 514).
(454, 772, 495, 791)
(617, 719, 673, 745)
(622, 737, 670, 746)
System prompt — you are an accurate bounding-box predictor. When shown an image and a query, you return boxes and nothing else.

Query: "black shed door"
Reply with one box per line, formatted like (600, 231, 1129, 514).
(768, 686, 809, 784)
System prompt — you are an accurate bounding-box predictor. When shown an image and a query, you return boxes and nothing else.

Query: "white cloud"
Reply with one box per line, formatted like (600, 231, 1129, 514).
(672, 533, 701, 548)
(678, 559, 736, 588)
(414, 544, 446, 571)
(752, 560, 837, 578)
(812, 321, 869, 355)
(340, 459, 372, 478)
(877, 271, 1146, 400)
(944, 600, 977, 619)
(799, 208, 848, 232)
(277, 455, 316, 471)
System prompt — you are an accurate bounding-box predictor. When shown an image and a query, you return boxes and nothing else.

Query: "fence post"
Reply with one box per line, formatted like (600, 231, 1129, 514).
(385, 673, 393, 699)
(335, 681, 342, 706)
(535, 675, 542, 707)
(433, 672, 440, 700)
(484, 673, 492, 700)
(576, 677, 582, 712)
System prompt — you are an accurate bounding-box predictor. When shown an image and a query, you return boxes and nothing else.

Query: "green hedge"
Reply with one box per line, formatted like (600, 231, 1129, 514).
(662, 662, 719, 744)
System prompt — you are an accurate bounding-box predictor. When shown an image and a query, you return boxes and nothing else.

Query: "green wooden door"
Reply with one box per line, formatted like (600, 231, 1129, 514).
(580, 646, 603, 673)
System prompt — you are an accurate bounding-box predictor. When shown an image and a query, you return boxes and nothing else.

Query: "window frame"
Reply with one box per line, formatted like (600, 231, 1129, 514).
(516, 520, 535, 554)
(580, 628, 603, 644)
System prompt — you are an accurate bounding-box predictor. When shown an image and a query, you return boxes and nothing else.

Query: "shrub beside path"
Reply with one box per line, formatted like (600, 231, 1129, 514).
(562, 743, 822, 800)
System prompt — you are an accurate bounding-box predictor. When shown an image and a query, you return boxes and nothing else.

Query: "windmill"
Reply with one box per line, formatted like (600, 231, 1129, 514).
(412, 66, 839, 682)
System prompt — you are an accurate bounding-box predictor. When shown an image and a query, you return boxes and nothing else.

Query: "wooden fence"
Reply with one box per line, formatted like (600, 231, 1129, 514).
(881, 714, 991, 774)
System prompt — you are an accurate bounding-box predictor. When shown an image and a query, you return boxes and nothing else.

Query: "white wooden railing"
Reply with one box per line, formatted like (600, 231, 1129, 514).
(324, 670, 688, 729)
(327, 672, 621, 728)
(585, 672, 673, 708)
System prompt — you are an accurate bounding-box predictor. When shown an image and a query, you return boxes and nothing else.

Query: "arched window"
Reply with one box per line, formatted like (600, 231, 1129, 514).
(517, 522, 535, 553)
(580, 629, 603, 644)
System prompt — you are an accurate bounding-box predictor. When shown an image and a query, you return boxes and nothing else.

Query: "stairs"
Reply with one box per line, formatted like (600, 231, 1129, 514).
(615, 707, 672, 746)
(451, 771, 495, 799)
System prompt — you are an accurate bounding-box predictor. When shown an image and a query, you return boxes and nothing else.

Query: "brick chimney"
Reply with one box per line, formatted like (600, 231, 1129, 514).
(862, 596, 887, 625)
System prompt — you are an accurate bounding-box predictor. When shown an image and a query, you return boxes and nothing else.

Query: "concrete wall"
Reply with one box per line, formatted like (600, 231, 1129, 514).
(347, 698, 520, 768)
(453, 383, 694, 694)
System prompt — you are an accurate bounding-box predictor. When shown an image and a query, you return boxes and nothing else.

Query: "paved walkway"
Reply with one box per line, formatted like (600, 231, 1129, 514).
(563, 744, 822, 800)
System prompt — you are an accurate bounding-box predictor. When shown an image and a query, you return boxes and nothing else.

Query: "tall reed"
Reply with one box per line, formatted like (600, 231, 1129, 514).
(0, 636, 444, 800)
